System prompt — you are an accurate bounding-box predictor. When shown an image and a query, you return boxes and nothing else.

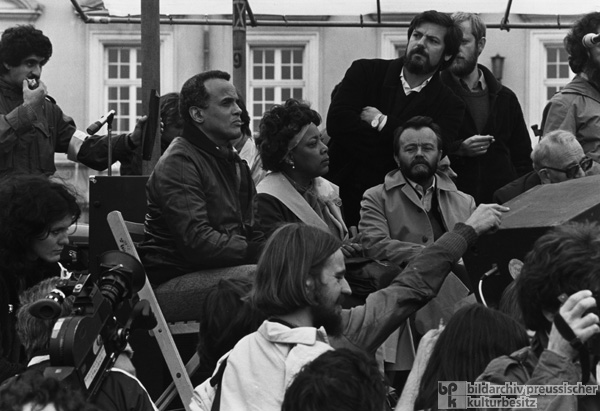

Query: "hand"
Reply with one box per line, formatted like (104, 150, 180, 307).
(413, 324, 444, 370)
(360, 106, 382, 124)
(464, 203, 509, 235)
(128, 115, 148, 149)
(547, 290, 600, 360)
(457, 135, 495, 157)
(341, 242, 362, 258)
(22, 79, 47, 112)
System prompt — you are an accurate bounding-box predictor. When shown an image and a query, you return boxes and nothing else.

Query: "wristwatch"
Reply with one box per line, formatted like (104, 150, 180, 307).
(371, 113, 382, 128)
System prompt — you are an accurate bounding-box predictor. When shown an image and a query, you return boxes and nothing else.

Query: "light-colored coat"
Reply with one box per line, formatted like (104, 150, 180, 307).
(359, 169, 475, 265)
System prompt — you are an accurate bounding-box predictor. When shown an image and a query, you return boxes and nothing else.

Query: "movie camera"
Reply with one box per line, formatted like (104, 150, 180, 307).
(29, 250, 154, 400)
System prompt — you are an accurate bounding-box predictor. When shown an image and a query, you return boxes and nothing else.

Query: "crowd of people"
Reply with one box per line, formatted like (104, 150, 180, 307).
(2, 8, 600, 411)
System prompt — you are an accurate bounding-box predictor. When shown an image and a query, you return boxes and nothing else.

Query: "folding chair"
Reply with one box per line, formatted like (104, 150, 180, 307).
(107, 210, 200, 411)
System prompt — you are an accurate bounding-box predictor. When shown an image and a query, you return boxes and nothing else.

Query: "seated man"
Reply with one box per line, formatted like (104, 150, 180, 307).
(195, 202, 506, 411)
(493, 130, 592, 204)
(359, 115, 477, 373)
(478, 222, 600, 410)
(137, 70, 264, 321)
(13, 278, 157, 411)
(359, 115, 476, 265)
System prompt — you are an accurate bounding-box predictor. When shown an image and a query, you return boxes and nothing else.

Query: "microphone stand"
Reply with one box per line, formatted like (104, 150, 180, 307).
(106, 111, 115, 176)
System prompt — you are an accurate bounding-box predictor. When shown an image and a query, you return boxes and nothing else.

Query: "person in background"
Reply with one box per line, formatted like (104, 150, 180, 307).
(0, 174, 80, 383)
(326, 10, 465, 226)
(0, 25, 145, 176)
(493, 130, 591, 204)
(542, 12, 600, 172)
(441, 12, 532, 203)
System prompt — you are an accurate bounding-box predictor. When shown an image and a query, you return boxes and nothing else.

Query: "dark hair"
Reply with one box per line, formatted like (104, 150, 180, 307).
(565, 12, 600, 74)
(0, 25, 52, 75)
(0, 370, 98, 411)
(415, 304, 529, 409)
(0, 174, 80, 275)
(393, 115, 444, 155)
(179, 70, 231, 125)
(498, 280, 525, 327)
(16, 278, 75, 360)
(281, 348, 386, 411)
(517, 222, 600, 332)
(256, 99, 322, 172)
(197, 277, 266, 371)
(250, 223, 341, 316)
(159, 92, 183, 130)
(407, 10, 462, 70)
(236, 93, 252, 137)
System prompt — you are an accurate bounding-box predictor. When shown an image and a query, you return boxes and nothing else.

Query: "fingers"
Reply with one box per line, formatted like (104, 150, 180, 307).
(559, 290, 600, 342)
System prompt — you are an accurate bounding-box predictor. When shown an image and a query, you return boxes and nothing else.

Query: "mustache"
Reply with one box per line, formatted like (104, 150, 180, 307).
(409, 46, 427, 57)
(410, 158, 431, 167)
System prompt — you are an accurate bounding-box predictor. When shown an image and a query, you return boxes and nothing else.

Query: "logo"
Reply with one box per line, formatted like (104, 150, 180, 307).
(438, 381, 466, 409)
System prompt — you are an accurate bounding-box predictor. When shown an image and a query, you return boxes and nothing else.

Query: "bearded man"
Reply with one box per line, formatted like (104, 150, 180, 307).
(440, 12, 532, 204)
(542, 12, 600, 171)
(211, 204, 505, 411)
(357, 116, 481, 379)
(359, 116, 476, 266)
(326, 10, 465, 227)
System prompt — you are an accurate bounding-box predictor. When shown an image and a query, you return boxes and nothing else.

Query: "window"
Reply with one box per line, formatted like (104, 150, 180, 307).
(89, 31, 174, 137)
(544, 45, 572, 100)
(249, 47, 305, 132)
(105, 46, 142, 134)
(246, 32, 319, 133)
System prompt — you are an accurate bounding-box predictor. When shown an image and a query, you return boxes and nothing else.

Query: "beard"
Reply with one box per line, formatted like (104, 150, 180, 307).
(402, 158, 437, 185)
(311, 288, 344, 337)
(450, 52, 478, 77)
(404, 45, 437, 75)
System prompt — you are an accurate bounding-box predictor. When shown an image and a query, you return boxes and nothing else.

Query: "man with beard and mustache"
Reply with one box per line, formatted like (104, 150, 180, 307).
(440, 12, 533, 204)
(542, 12, 600, 173)
(358, 117, 489, 379)
(206, 207, 504, 411)
(359, 116, 478, 267)
(326, 10, 465, 227)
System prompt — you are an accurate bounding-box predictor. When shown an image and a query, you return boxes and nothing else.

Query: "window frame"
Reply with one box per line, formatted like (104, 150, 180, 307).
(245, 31, 320, 132)
(88, 31, 174, 135)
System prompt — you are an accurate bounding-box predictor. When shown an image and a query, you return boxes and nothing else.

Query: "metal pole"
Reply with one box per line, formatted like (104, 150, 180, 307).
(232, 0, 247, 98)
(141, 0, 161, 175)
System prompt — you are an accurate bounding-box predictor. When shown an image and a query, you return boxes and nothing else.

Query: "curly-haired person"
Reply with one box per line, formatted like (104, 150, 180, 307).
(0, 174, 80, 383)
(0, 25, 146, 176)
(478, 222, 600, 411)
(542, 12, 600, 173)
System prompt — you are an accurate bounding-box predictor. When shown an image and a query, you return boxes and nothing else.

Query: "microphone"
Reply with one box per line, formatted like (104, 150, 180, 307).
(86, 110, 116, 135)
(582, 33, 600, 48)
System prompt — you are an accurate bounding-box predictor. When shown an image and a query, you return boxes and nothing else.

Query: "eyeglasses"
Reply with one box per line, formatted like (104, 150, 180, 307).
(541, 156, 593, 179)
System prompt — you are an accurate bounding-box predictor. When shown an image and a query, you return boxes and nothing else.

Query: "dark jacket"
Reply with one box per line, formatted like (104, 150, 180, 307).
(326, 57, 465, 226)
(492, 170, 541, 205)
(0, 77, 134, 176)
(441, 65, 533, 203)
(0, 261, 59, 383)
(138, 124, 264, 284)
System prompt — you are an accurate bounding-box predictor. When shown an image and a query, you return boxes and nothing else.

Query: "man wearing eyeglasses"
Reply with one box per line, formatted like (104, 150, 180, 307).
(493, 130, 591, 204)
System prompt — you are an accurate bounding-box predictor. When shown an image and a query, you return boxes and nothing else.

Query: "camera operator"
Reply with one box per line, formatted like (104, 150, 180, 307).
(478, 222, 600, 410)
(12, 277, 157, 411)
(0, 174, 81, 383)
